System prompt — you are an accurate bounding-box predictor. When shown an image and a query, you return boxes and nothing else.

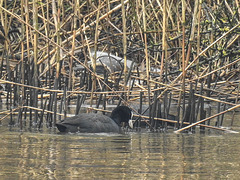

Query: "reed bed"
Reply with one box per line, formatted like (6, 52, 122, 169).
(0, 0, 239, 133)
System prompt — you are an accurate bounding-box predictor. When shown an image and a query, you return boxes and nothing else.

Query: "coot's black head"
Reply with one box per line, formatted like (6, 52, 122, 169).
(110, 106, 133, 127)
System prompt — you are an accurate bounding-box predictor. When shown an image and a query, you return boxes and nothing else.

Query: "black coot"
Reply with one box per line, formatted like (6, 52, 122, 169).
(56, 106, 133, 133)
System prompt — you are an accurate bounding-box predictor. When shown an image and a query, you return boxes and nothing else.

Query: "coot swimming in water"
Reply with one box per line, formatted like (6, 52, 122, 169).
(56, 106, 133, 133)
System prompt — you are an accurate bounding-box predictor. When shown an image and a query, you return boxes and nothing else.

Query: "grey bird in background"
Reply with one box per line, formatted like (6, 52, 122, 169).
(89, 50, 135, 74)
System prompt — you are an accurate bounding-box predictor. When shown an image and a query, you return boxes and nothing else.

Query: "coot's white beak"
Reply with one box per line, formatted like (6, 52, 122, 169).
(128, 119, 133, 129)
(128, 112, 134, 129)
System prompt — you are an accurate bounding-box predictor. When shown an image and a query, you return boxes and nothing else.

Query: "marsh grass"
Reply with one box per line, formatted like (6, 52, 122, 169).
(0, 0, 239, 132)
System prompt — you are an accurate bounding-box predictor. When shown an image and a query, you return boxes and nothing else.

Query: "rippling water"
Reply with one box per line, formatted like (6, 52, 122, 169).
(0, 126, 240, 180)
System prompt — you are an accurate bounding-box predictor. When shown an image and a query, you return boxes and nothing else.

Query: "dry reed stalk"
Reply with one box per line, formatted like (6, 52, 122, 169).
(23, 0, 31, 64)
(69, 27, 75, 90)
(179, 0, 186, 119)
(121, 0, 127, 100)
(33, 0, 39, 124)
(52, 0, 61, 82)
(51, 0, 62, 125)
(186, 0, 199, 67)
(142, 0, 151, 113)
(0, 107, 22, 122)
(196, 0, 202, 75)
(20, 1, 25, 95)
(90, 0, 101, 108)
(162, 0, 168, 83)
(69, 0, 80, 91)
(22, 105, 64, 117)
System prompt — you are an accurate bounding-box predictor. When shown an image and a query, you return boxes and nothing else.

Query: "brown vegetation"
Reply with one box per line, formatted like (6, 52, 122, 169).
(0, 0, 239, 132)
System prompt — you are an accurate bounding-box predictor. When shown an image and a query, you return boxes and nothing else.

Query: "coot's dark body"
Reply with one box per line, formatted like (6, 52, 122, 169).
(56, 106, 132, 133)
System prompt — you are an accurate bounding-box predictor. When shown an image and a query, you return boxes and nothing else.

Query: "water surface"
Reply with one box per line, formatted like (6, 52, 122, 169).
(0, 126, 240, 180)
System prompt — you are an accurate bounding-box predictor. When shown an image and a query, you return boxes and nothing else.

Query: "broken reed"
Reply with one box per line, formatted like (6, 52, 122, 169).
(0, 1, 239, 132)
